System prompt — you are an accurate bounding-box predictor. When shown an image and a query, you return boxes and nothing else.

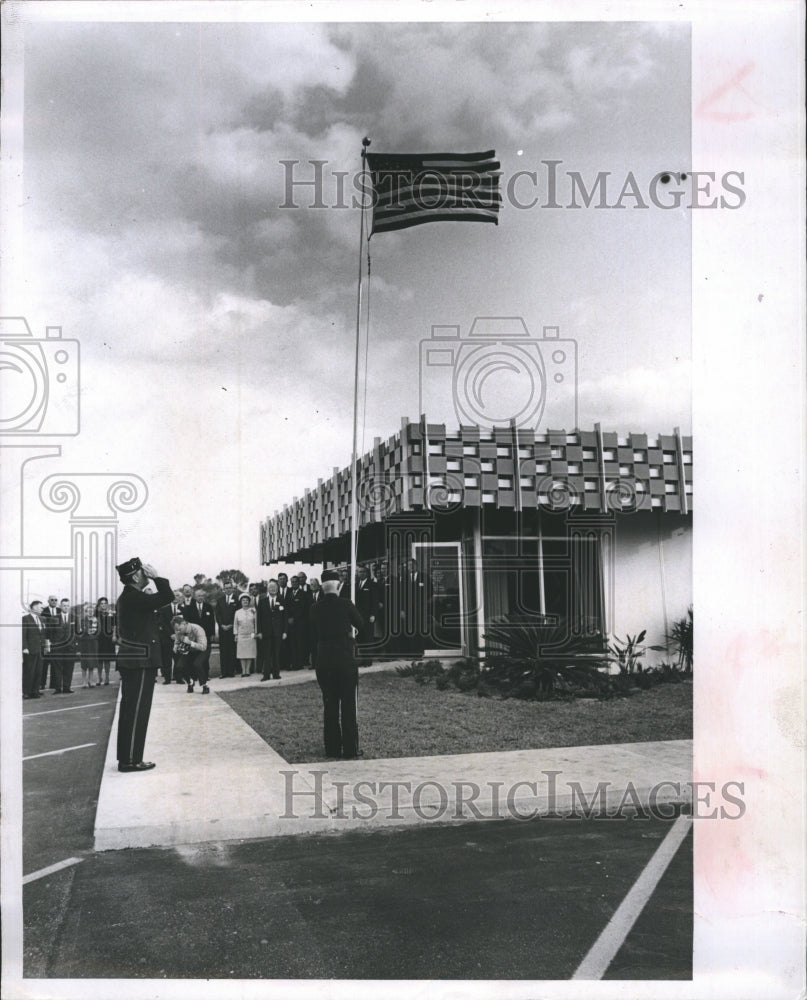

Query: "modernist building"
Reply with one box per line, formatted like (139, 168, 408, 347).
(260, 418, 692, 663)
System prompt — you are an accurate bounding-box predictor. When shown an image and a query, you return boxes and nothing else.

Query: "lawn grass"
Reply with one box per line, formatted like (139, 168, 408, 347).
(219, 671, 692, 764)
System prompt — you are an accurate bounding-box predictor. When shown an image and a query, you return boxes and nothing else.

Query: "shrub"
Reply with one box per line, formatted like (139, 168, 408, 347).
(394, 659, 445, 685)
(607, 630, 647, 674)
(649, 606, 693, 674)
(482, 620, 610, 700)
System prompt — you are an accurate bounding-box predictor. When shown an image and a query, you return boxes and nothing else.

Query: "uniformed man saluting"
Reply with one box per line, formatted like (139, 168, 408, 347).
(115, 557, 173, 773)
(309, 569, 364, 760)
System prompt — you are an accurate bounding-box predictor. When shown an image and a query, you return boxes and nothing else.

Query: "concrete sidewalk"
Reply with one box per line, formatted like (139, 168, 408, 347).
(94, 668, 692, 851)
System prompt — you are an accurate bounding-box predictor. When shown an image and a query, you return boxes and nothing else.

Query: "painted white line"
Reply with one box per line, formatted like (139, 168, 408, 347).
(23, 857, 84, 885)
(572, 814, 692, 980)
(25, 701, 109, 717)
(23, 743, 96, 761)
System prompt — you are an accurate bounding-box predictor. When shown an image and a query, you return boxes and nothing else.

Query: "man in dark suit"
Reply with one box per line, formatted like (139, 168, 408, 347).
(39, 595, 60, 689)
(257, 580, 286, 680)
(337, 567, 351, 601)
(249, 582, 265, 676)
(287, 575, 312, 669)
(22, 601, 47, 699)
(49, 598, 77, 693)
(115, 557, 173, 772)
(274, 574, 292, 670)
(354, 564, 379, 665)
(309, 569, 364, 759)
(399, 557, 430, 656)
(375, 561, 391, 651)
(276, 573, 290, 604)
(158, 590, 184, 684)
(215, 579, 239, 677)
(183, 587, 215, 687)
(307, 578, 323, 668)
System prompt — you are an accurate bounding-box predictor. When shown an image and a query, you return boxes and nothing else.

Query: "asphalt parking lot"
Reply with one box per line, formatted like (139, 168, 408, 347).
(21, 673, 692, 981)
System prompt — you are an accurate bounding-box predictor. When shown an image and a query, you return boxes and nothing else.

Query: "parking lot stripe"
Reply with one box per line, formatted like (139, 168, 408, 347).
(23, 743, 96, 761)
(25, 701, 109, 717)
(572, 814, 692, 980)
(23, 857, 84, 885)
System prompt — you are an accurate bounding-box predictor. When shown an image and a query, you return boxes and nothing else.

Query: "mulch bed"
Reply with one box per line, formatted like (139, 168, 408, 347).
(219, 671, 692, 764)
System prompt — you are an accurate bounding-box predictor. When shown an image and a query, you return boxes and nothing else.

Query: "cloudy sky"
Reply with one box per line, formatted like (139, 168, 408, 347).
(12, 16, 691, 588)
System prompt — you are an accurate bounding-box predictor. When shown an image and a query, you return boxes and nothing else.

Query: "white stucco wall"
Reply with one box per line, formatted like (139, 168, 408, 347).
(608, 511, 692, 668)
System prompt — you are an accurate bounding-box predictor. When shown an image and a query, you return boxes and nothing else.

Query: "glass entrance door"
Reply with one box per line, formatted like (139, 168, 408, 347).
(412, 542, 465, 654)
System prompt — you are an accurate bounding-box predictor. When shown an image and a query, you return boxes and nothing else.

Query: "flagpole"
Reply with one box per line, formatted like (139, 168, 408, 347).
(350, 137, 371, 605)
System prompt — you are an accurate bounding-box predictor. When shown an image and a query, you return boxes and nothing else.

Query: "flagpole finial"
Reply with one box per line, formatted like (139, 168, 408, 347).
(362, 137, 371, 147)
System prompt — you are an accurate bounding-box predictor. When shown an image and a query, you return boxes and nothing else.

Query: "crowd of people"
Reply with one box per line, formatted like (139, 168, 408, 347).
(21, 556, 439, 769)
(20, 557, 437, 701)
(21, 595, 118, 698)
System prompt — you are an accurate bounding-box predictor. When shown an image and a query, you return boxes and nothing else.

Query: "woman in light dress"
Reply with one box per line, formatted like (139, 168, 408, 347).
(233, 593, 257, 676)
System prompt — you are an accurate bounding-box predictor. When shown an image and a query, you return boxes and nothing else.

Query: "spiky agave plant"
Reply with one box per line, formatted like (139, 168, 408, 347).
(482, 619, 608, 699)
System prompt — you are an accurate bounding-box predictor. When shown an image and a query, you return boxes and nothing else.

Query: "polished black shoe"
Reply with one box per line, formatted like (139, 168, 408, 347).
(202, 685, 210, 694)
(187, 683, 194, 693)
(63, 689, 74, 694)
(272, 674, 281, 680)
(163, 680, 172, 685)
(260, 677, 271, 682)
(118, 761, 156, 772)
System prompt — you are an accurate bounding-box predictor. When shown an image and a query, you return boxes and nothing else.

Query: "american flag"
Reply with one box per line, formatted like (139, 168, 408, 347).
(364, 150, 501, 235)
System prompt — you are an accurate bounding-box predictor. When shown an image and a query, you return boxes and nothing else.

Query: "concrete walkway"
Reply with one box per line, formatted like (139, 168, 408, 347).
(94, 667, 692, 851)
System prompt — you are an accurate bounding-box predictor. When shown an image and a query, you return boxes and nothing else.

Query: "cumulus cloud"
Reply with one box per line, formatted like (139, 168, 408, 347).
(14, 19, 692, 580)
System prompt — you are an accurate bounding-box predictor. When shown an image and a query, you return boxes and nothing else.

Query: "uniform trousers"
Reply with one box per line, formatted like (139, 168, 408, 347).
(117, 668, 157, 764)
(315, 665, 359, 758)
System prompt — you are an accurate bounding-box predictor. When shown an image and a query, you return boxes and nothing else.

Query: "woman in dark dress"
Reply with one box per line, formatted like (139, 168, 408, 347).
(95, 597, 117, 686)
(78, 602, 100, 687)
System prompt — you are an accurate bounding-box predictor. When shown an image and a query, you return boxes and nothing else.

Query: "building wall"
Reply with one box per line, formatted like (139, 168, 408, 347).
(609, 511, 692, 666)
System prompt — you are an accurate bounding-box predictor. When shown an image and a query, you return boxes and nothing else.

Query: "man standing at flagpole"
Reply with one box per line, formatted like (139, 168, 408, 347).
(115, 557, 173, 773)
(309, 569, 364, 760)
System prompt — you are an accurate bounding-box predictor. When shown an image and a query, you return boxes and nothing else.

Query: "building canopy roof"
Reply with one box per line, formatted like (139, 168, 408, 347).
(260, 419, 692, 564)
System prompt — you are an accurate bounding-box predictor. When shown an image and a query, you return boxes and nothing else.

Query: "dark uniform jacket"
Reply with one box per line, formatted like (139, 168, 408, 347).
(116, 577, 174, 670)
(309, 593, 364, 670)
